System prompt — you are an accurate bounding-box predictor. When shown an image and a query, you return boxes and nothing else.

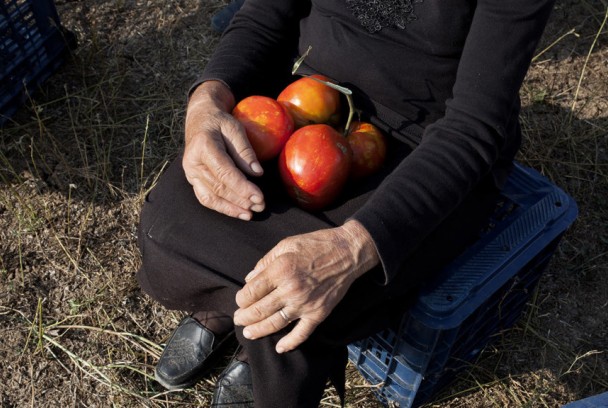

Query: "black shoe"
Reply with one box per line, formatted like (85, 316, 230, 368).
(155, 316, 235, 390)
(211, 358, 254, 407)
(210, 0, 245, 34)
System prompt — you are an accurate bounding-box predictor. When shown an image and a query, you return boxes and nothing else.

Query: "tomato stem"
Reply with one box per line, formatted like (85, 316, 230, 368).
(292, 46, 358, 137)
(292, 46, 312, 76)
(343, 94, 356, 137)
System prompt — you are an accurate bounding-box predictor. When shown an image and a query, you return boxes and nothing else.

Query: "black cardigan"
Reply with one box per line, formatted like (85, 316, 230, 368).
(198, 0, 555, 283)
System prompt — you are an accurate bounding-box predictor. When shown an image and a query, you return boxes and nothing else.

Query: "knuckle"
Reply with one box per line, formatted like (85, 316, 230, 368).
(214, 166, 235, 187)
(236, 144, 252, 158)
(223, 116, 245, 136)
(282, 237, 301, 252)
(283, 279, 303, 294)
(201, 113, 225, 130)
(244, 282, 258, 300)
(269, 297, 283, 311)
(251, 304, 265, 320)
(199, 130, 218, 147)
(209, 177, 228, 196)
(269, 318, 283, 332)
(195, 189, 212, 205)
(274, 254, 295, 272)
(232, 194, 253, 210)
(201, 176, 251, 212)
(197, 191, 214, 207)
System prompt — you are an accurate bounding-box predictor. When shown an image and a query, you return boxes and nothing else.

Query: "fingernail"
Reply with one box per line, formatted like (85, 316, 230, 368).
(250, 194, 263, 204)
(276, 346, 285, 354)
(251, 204, 264, 213)
(251, 162, 263, 174)
(238, 213, 251, 221)
(243, 328, 253, 339)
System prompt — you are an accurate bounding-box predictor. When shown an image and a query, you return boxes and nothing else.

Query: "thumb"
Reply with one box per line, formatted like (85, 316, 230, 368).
(220, 117, 264, 177)
(276, 319, 318, 353)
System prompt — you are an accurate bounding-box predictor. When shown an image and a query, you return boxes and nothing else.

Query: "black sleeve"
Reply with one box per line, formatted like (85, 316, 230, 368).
(352, 0, 556, 284)
(198, 0, 311, 100)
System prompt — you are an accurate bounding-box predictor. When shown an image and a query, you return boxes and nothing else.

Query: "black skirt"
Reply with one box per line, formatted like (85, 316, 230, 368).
(136, 139, 500, 407)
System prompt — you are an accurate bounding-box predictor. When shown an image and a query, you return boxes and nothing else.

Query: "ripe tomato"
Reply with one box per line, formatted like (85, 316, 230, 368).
(346, 121, 387, 179)
(277, 75, 341, 129)
(279, 124, 352, 211)
(232, 95, 294, 161)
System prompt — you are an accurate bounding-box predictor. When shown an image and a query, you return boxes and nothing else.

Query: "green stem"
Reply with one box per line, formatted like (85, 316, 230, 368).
(343, 93, 356, 137)
(291, 46, 313, 76)
(291, 46, 358, 136)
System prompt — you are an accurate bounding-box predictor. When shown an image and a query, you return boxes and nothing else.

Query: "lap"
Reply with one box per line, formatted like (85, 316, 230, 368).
(137, 139, 499, 329)
(137, 138, 410, 311)
(140, 135, 411, 279)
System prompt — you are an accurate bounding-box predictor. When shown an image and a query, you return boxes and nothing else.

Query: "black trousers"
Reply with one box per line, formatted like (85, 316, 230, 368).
(137, 142, 501, 407)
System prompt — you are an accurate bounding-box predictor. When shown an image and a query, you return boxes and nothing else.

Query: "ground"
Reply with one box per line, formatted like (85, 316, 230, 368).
(0, 0, 606, 407)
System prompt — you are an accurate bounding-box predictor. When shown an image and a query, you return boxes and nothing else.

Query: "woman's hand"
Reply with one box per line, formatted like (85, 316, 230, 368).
(233, 220, 380, 353)
(183, 81, 265, 220)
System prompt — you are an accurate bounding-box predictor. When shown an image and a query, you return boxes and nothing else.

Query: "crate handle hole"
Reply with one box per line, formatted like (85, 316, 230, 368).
(555, 201, 562, 207)
(446, 295, 454, 302)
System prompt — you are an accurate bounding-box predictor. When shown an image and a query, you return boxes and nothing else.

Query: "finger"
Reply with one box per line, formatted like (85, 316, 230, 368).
(203, 139, 265, 210)
(193, 162, 264, 213)
(184, 131, 264, 209)
(235, 272, 275, 309)
(275, 319, 318, 353)
(190, 177, 253, 220)
(233, 293, 283, 327)
(241, 308, 293, 340)
(220, 119, 264, 177)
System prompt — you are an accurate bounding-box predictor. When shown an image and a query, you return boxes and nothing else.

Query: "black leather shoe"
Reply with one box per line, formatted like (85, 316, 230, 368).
(155, 316, 234, 390)
(211, 358, 254, 407)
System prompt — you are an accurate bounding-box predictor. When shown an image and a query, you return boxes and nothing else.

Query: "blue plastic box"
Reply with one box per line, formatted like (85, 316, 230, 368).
(562, 392, 608, 408)
(1, 0, 74, 126)
(348, 163, 578, 408)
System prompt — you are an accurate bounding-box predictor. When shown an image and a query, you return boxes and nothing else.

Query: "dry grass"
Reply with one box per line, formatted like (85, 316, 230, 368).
(1, 0, 606, 407)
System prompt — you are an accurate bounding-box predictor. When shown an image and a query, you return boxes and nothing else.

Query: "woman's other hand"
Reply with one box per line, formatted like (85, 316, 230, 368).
(233, 220, 380, 353)
(183, 81, 265, 220)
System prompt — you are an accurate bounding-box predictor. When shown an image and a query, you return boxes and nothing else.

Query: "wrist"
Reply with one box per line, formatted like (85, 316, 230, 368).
(189, 80, 236, 113)
(185, 81, 237, 144)
(340, 220, 380, 279)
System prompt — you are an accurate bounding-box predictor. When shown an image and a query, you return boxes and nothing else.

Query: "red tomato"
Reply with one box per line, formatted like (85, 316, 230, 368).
(277, 75, 340, 129)
(232, 95, 294, 161)
(279, 124, 352, 211)
(346, 121, 387, 179)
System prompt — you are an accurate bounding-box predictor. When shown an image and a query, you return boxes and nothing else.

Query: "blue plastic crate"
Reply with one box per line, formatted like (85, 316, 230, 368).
(562, 392, 608, 408)
(348, 163, 578, 408)
(1, 0, 74, 126)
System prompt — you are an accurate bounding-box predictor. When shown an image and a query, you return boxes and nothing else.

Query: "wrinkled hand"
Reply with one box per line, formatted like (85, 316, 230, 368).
(233, 220, 380, 353)
(183, 81, 265, 220)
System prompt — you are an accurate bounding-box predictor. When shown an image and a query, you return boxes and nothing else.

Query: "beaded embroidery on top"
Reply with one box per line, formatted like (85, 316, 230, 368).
(345, 0, 423, 33)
